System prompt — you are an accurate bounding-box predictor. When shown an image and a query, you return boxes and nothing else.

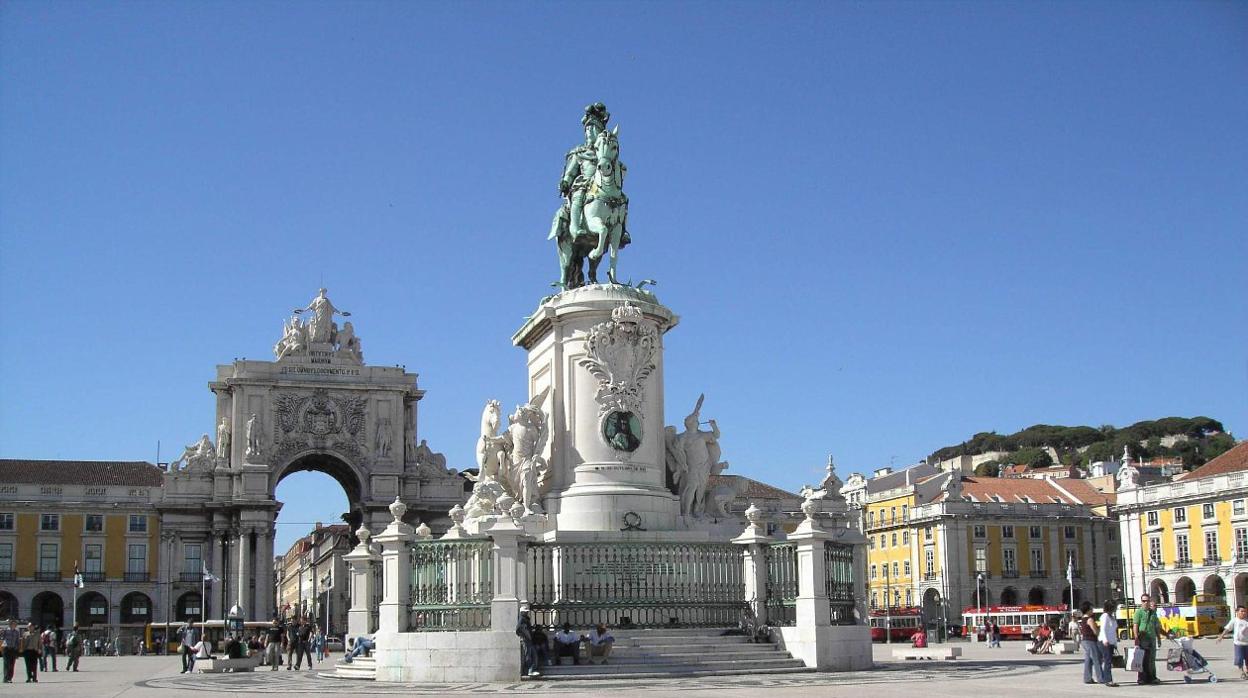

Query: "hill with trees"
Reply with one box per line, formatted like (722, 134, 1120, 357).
(929, 416, 1234, 473)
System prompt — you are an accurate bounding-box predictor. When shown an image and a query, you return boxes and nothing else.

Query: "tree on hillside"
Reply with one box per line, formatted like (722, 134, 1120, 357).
(974, 460, 1001, 477)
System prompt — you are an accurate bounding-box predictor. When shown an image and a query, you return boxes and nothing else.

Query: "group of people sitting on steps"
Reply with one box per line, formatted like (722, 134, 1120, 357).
(516, 610, 615, 677)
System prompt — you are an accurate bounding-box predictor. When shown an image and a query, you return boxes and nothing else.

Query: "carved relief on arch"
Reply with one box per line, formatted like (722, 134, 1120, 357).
(270, 388, 368, 465)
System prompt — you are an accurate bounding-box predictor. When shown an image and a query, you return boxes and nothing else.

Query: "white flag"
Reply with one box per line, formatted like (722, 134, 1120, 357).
(203, 563, 220, 583)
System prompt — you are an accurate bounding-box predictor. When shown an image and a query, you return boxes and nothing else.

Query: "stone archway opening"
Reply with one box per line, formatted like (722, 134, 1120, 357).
(1203, 575, 1226, 601)
(1000, 587, 1019, 606)
(0, 591, 17, 621)
(77, 591, 108, 627)
(175, 592, 202, 623)
(120, 592, 152, 624)
(1028, 587, 1046, 605)
(1236, 573, 1248, 608)
(1150, 579, 1170, 604)
(1175, 577, 1196, 604)
(31, 591, 64, 628)
(922, 588, 941, 623)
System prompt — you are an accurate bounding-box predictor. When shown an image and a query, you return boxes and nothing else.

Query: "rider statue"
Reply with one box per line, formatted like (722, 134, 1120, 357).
(549, 102, 631, 290)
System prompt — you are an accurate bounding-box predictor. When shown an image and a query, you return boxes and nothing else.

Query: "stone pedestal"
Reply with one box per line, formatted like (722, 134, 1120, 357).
(732, 511, 773, 624)
(512, 285, 681, 532)
(344, 527, 381, 638)
(374, 498, 414, 633)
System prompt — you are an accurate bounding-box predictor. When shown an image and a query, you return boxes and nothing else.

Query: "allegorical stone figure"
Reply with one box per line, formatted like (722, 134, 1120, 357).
(294, 288, 350, 344)
(246, 413, 262, 457)
(216, 417, 231, 461)
(375, 417, 392, 459)
(503, 389, 550, 515)
(665, 394, 728, 518)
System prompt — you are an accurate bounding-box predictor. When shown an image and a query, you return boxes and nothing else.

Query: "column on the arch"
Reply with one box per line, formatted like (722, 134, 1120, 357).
(253, 527, 274, 621)
(236, 526, 252, 617)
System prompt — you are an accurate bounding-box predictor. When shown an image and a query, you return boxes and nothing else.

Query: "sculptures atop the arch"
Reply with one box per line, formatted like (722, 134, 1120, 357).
(274, 288, 363, 364)
(171, 434, 215, 471)
(245, 413, 263, 459)
(463, 389, 551, 520)
(664, 394, 729, 518)
(549, 102, 632, 290)
(216, 417, 231, 461)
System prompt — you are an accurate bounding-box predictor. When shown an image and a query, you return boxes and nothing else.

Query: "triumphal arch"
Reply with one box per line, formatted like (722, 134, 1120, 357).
(157, 289, 465, 622)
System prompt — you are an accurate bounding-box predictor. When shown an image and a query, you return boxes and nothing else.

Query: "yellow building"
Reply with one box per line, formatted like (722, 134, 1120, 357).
(0, 460, 164, 649)
(863, 465, 1118, 627)
(1117, 441, 1248, 611)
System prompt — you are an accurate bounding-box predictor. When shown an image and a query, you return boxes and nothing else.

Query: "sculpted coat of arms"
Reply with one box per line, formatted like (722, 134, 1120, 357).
(578, 302, 658, 452)
(271, 388, 368, 463)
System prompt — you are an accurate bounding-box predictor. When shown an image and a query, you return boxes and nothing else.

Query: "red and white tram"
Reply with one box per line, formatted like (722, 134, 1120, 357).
(962, 604, 1068, 641)
(868, 607, 924, 642)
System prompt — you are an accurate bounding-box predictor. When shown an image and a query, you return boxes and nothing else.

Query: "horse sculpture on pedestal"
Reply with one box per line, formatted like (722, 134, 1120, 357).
(549, 125, 630, 289)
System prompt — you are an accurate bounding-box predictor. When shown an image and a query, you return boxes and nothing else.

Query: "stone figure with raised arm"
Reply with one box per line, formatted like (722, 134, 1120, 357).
(216, 418, 231, 461)
(1116, 445, 1140, 490)
(294, 288, 350, 344)
(173, 434, 215, 471)
(246, 413, 262, 457)
(337, 321, 363, 363)
(664, 394, 728, 518)
(274, 314, 308, 360)
(503, 388, 550, 515)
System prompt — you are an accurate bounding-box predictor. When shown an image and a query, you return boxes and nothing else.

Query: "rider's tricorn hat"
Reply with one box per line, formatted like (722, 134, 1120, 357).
(582, 102, 610, 128)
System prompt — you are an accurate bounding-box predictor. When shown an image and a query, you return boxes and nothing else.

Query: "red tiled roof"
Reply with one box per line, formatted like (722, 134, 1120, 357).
(708, 474, 800, 500)
(1053, 478, 1116, 507)
(947, 476, 1079, 505)
(1183, 441, 1248, 481)
(0, 459, 164, 487)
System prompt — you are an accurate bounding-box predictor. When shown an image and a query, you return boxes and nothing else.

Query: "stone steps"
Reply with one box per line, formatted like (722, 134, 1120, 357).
(321, 655, 376, 680)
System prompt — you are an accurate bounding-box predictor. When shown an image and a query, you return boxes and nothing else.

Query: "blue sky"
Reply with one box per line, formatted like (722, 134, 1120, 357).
(2, 1, 1245, 554)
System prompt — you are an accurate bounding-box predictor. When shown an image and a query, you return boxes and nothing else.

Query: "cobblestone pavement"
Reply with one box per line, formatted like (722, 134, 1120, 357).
(2, 639, 1244, 697)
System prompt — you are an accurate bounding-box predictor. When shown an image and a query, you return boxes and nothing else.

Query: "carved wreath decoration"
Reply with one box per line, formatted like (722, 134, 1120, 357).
(578, 303, 658, 417)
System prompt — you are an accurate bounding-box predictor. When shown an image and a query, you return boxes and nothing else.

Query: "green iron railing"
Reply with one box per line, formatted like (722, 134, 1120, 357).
(824, 541, 856, 625)
(765, 542, 798, 626)
(409, 539, 494, 631)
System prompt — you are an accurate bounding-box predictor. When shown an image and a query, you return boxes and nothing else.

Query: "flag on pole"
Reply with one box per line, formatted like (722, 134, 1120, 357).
(203, 563, 220, 583)
(1066, 554, 1074, 606)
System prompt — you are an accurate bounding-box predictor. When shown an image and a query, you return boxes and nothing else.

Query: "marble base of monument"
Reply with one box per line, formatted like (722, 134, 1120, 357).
(373, 630, 518, 683)
(777, 624, 873, 672)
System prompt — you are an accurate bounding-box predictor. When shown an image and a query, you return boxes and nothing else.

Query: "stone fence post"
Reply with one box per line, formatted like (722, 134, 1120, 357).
(374, 497, 415, 634)
(732, 504, 774, 625)
(484, 517, 526, 632)
(343, 525, 381, 638)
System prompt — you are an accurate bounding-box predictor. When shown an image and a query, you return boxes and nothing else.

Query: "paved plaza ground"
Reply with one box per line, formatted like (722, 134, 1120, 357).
(2, 639, 1244, 697)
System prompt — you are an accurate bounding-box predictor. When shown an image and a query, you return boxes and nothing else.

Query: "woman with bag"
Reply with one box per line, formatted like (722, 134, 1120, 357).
(1098, 600, 1120, 687)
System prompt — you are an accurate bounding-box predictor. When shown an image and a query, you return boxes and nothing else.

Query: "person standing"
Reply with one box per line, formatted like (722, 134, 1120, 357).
(990, 622, 1002, 648)
(1098, 601, 1119, 687)
(1132, 594, 1162, 685)
(1, 618, 21, 683)
(40, 626, 58, 671)
(1077, 601, 1103, 685)
(21, 623, 41, 683)
(284, 620, 298, 670)
(65, 624, 83, 672)
(178, 620, 199, 674)
(264, 620, 283, 671)
(294, 620, 313, 670)
(313, 626, 325, 662)
(1216, 605, 1248, 680)
(515, 610, 541, 677)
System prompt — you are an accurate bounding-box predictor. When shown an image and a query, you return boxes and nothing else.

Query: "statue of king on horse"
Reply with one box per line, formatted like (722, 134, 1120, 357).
(548, 102, 631, 289)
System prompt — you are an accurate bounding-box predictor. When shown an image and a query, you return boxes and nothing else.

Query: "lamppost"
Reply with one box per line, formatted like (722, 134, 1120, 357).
(976, 571, 985, 644)
(884, 563, 892, 644)
(321, 572, 332, 636)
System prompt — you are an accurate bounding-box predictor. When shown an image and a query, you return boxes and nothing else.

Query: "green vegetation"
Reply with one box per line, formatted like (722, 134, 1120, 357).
(931, 416, 1233, 474)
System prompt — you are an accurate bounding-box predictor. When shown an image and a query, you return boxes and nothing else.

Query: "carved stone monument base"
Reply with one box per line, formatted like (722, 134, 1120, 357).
(513, 284, 681, 532)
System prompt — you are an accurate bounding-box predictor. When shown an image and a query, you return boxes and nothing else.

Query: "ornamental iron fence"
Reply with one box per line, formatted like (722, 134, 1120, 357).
(824, 541, 856, 625)
(765, 542, 798, 626)
(527, 542, 745, 628)
(408, 539, 494, 631)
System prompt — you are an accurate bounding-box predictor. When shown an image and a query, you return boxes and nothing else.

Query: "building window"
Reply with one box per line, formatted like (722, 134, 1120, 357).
(1234, 500, 1246, 516)
(870, 593, 878, 610)
(0, 543, 12, 575)
(1149, 537, 1162, 566)
(0, 513, 13, 531)
(128, 515, 147, 533)
(1110, 556, 1121, 574)
(1003, 548, 1017, 572)
(1146, 511, 1159, 527)
(1236, 529, 1248, 562)
(184, 544, 202, 576)
(905, 588, 913, 606)
(901, 505, 908, 521)
(1173, 507, 1187, 524)
(868, 511, 875, 526)
(1203, 503, 1216, 520)
(1204, 531, 1219, 562)
(1064, 526, 1076, 540)
(870, 564, 877, 580)
(127, 544, 147, 574)
(1029, 526, 1042, 539)
(975, 547, 987, 573)
(40, 514, 59, 532)
(39, 543, 59, 574)
(903, 560, 911, 576)
(84, 515, 104, 533)
(1031, 547, 1044, 572)
(868, 537, 875, 550)
(890, 506, 897, 522)
(925, 549, 934, 576)
(892, 561, 899, 578)
(891, 533, 898, 547)
(1002, 525, 1015, 539)
(893, 589, 901, 607)
(880, 534, 887, 549)
(84, 544, 102, 574)
(1108, 528, 1116, 541)
(902, 531, 910, 545)
(973, 525, 986, 539)
(1175, 534, 1190, 564)
(924, 527, 933, 542)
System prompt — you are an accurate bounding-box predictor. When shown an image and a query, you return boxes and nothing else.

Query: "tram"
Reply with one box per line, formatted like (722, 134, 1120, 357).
(961, 604, 1068, 641)
(868, 607, 924, 642)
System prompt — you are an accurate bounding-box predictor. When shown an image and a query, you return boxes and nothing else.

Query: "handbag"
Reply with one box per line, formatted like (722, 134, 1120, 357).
(1125, 646, 1145, 672)
(1110, 646, 1125, 669)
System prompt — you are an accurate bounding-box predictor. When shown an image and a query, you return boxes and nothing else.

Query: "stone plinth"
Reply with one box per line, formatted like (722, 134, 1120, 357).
(512, 285, 681, 532)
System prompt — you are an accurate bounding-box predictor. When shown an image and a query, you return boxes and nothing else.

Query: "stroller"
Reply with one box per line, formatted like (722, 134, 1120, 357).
(1165, 636, 1218, 684)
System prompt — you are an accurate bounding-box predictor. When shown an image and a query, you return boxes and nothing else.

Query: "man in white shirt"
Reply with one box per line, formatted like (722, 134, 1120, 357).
(552, 623, 582, 665)
(586, 623, 614, 665)
(1217, 605, 1248, 679)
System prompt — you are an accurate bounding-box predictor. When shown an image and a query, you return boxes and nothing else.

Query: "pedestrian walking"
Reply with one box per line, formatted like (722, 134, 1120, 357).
(294, 619, 314, 669)
(40, 625, 58, 671)
(284, 620, 298, 670)
(1098, 600, 1119, 687)
(1077, 601, 1104, 685)
(21, 623, 41, 683)
(1, 618, 21, 683)
(1132, 594, 1162, 685)
(264, 619, 283, 671)
(65, 624, 83, 672)
(989, 622, 1002, 648)
(1216, 605, 1248, 680)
